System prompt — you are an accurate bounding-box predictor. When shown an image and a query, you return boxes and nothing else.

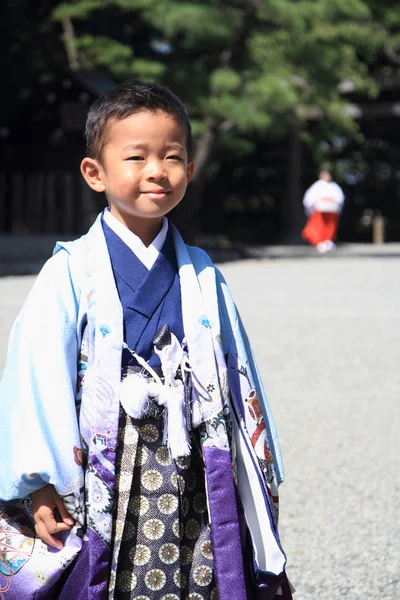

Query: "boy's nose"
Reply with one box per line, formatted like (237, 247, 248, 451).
(146, 160, 167, 180)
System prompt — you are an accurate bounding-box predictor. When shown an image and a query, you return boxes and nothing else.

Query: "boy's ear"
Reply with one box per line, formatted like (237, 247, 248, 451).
(80, 157, 106, 192)
(187, 161, 195, 184)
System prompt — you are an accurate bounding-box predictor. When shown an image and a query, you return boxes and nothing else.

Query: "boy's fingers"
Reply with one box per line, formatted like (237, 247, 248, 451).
(34, 520, 64, 550)
(52, 520, 72, 533)
(32, 485, 73, 549)
(54, 496, 75, 526)
(40, 512, 71, 534)
(35, 507, 56, 527)
(35, 509, 72, 546)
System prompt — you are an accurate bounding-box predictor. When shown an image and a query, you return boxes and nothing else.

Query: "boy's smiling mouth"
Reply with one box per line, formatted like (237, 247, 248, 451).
(142, 189, 172, 198)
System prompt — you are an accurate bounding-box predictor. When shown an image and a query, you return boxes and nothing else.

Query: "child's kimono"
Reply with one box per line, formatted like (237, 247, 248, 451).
(0, 212, 292, 599)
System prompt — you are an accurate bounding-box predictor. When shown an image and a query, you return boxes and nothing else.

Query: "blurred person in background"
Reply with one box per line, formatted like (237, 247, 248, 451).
(301, 169, 345, 252)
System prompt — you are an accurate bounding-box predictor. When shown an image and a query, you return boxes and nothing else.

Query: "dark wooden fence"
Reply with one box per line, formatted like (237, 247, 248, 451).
(0, 170, 98, 234)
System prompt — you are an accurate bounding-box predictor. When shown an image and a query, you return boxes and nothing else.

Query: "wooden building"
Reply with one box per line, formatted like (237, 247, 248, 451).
(1, 68, 400, 242)
(0, 70, 114, 234)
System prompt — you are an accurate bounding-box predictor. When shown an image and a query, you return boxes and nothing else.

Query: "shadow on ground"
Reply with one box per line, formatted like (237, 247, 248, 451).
(1, 234, 400, 276)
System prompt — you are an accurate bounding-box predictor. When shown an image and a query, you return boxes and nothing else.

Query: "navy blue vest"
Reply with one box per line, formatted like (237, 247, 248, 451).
(102, 218, 184, 369)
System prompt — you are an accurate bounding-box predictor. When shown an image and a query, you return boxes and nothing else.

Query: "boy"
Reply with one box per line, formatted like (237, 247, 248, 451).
(0, 82, 292, 599)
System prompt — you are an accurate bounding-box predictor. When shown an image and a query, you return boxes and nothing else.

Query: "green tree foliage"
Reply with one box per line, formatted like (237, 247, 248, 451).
(51, 1, 397, 141)
(49, 1, 399, 224)
(0, 0, 67, 121)
(2, 0, 399, 236)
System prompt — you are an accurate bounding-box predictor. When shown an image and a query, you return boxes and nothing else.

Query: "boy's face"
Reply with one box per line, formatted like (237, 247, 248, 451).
(82, 110, 194, 237)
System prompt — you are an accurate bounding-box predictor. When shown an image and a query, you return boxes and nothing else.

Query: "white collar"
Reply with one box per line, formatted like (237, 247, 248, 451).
(103, 209, 168, 270)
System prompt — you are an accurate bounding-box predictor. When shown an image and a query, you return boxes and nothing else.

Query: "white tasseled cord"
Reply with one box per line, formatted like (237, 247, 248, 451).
(119, 344, 164, 418)
(120, 338, 192, 459)
(154, 333, 191, 458)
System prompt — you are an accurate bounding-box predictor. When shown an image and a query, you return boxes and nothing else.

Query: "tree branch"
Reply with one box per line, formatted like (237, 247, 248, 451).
(61, 16, 80, 71)
(384, 43, 400, 66)
(192, 118, 218, 181)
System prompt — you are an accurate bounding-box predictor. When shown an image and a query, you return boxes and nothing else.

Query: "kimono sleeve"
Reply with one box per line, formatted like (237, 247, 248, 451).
(0, 249, 84, 500)
(214, 267, 285, 485)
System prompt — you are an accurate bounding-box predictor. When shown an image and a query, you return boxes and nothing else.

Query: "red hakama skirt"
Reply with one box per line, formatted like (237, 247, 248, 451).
(301, 211, 340, 246)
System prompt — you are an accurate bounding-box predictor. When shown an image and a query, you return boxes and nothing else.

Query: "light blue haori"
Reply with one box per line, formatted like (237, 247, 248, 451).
(0, 212, 288, 599)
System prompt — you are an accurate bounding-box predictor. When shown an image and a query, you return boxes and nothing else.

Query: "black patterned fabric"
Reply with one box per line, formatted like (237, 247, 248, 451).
(112, 407, 219, 600)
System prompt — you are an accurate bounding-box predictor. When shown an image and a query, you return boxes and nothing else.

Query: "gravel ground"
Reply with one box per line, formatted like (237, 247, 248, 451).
(0, 275, 36, 363)
(220, 252, 400, 600)
(1, 248, 399, 599)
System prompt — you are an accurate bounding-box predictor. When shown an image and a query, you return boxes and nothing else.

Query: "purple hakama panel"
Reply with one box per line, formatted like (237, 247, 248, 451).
(202, 446, 247, 600)
(58, 530, 109, 600)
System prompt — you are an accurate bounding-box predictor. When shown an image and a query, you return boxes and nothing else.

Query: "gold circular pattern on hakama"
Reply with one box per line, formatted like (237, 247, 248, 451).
(131, 544, 151, 566)
(170, 472, 185, 492)
(172, 518, 184, 539)
(193, 492, 207, 513)
(135, 446, 148, 466)
(182, 496, 190, 516)
(116, 570, 137, 592)
(121, 520, 136, 540)
(140, 423, 159, 442)
(145, 568, 166, 591)
(173, 568, 187, 589)
(193, 565, 213, 587)
(157, 493, 178, 515)
(185, 518, 201, 539)
(115, 412, 217, 598)
(143, 518, 165, 540)
(155, 446, 172, 466)
(187, 471, 197, 491)
(175, 455, 191, 469)
(177, 474, 185, 492)
(170, 472, 178, 489)
(159, 542, 179, 564)
(201, 539, 213, 560)
(142, 469, 163, 491)
(180, 545, 193, 565)
(129, 494, 150, 516)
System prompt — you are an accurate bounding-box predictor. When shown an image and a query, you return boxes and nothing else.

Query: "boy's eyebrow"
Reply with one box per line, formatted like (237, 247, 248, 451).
(165, 143, 185, 151)
(123, 143, 147, 151)
(122, 143, 185, 152)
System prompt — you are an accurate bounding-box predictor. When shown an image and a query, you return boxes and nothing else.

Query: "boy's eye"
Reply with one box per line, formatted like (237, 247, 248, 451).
(127, 156, 144, 161)
(167, 155, 183, 161)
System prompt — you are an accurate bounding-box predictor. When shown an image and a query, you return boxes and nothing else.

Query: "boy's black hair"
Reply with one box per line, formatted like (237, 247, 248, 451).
(85, 80, 192, 161)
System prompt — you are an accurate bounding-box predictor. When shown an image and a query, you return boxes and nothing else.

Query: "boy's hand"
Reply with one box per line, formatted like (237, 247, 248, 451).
(31, 484, 75, 550)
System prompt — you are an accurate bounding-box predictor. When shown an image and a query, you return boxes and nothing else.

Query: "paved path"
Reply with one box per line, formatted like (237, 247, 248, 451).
(1, 248, 399, 599)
